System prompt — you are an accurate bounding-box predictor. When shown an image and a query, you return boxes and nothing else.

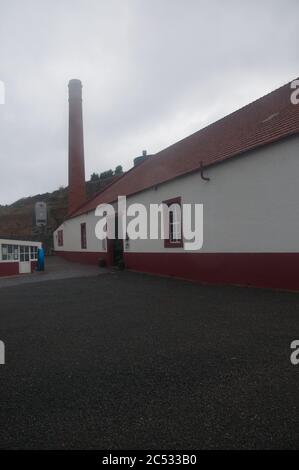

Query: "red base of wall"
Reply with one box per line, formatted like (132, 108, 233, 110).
(0, 262, 19, 277)
(55, 250, 110, 266)
(55, 251, 299, 291)
(31, 261, 37, 272)
(124, 252, 299, 291)
(0, 261, 38, 277)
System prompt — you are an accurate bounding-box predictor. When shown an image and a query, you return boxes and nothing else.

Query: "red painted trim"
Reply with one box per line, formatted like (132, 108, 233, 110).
(164, 240, 184, 248)
(55, 250, 110, 266)
(0, 262, 19, 277)
(163, 196, 182, 205)
(124, 252, 299, 291)
(163, 196, 183, 248)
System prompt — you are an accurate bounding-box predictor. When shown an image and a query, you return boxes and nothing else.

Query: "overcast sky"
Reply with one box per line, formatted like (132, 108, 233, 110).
(0, 0, 298, 204)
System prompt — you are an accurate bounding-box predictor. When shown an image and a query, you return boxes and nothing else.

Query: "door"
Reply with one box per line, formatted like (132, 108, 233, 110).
(107, 215, 124, 266)
(112, 238, 124, 266)
(19, 246, 31, 274)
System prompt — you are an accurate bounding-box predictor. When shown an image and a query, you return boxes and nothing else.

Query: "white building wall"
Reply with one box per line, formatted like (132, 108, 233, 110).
(54, 135, 299, 254)
(54, 213, 106, 253)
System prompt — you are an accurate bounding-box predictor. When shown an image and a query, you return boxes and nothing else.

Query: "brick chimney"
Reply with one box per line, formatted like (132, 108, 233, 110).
(68, 79, 86, 215)
(134, 150, 151, 167)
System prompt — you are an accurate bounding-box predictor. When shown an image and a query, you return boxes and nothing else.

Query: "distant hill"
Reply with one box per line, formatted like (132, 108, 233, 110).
(0, 169, 123, 252)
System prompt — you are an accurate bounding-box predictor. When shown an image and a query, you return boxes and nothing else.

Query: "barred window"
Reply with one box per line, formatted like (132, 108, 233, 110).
(57, 230, 63, 247)
(81, 223, 87, 249)
(30, 246, 38, 260)
(163, 197, 183, 249)
(1, 244, 19, 261)
(20, 245, 30, 262)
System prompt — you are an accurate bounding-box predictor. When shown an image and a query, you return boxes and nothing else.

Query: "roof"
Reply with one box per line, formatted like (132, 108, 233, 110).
(0, 238, 41, 245)
(70, 78, 299, 219)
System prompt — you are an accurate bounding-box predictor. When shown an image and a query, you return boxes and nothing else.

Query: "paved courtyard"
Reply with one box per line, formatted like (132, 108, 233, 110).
(0, 262, 299, 449)
(0, 256, 104, 289)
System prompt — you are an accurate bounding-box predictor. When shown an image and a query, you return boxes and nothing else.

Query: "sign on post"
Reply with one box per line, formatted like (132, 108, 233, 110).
(35, 202, 47, 227)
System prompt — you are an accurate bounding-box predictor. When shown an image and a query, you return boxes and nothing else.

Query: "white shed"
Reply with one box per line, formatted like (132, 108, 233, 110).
(0, 239, 42, 277)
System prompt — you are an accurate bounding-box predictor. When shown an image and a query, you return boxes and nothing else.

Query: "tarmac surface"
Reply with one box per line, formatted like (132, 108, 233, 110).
(0, 259, 299, 449)
(0, 256, 105, 289)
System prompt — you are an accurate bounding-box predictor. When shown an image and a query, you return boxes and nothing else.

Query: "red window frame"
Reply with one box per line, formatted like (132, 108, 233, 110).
(81, 223, 87, 249)
(163, 196, 183, 248)
(57, 230, 63, 247)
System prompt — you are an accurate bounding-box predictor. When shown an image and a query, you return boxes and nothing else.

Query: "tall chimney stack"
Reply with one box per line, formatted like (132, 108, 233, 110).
(68, 79, 86, 214)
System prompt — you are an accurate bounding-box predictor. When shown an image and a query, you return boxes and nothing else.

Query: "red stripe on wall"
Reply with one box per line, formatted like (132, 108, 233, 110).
(0, 262, 19, 277)
(54, 250, 299, 290)
(124, 252, 299, 291)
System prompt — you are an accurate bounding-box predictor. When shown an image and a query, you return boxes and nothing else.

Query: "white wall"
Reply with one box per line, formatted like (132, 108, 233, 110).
(54, 212, 106, 253)
(54, 135, 299, 254)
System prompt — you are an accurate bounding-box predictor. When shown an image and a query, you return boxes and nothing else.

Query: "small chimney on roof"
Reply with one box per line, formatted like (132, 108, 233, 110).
(134, 150, 150, 167)
(68, 79, 86, 215)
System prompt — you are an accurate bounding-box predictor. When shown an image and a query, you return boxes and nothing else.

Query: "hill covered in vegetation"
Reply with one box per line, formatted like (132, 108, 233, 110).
(0, 167, 123, 251)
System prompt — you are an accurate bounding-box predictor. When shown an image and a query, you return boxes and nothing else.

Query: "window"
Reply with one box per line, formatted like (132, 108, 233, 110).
(1, 244, 7, 260)
(163, 197, 183, 248)
(20, 245, 30, 262)
(13, 245, 19, 260)
(30, 246, 38, 260)
(81, 223, 87, 249)
(1, 244, 19, 261)
(57, 230, 63, 247)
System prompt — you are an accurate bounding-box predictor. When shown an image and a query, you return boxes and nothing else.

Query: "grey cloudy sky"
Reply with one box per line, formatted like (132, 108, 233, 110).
(0, 0, 298, 204)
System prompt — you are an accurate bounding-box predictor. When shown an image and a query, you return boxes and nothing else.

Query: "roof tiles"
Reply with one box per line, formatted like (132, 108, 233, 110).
(70, 79, 299, 218)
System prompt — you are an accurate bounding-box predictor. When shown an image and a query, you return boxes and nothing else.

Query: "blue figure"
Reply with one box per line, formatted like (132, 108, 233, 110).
(37, 246, 45, 271)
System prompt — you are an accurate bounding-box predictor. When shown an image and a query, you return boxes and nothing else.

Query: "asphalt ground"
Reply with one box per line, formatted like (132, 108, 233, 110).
(0, 269, 299, 449)
(0, 256, 103, 289)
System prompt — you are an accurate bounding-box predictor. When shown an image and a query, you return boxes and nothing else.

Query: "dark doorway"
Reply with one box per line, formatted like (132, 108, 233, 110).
(108, 215, 124, 266)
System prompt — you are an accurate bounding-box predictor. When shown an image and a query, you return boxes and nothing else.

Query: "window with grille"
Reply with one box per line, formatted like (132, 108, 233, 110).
(1, 244, 19, 261)
(30, 246, 38, 260)
(81, 223, 87, 249)
(57, 230, 63, 247)
(163, 197, 183, 248)
(20, 245, 30, 262)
